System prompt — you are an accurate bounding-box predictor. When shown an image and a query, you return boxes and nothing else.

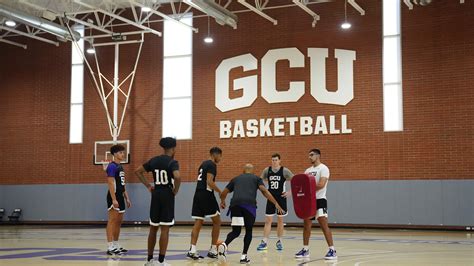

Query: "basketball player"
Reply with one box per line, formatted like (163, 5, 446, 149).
(257, 153, 294, 251)
(294, 149, 337, 260)
(105, 144, 131, 255)
(187, 147, 223, 260)
(135, 137, 181, 266)
(218, 164, 285, 264)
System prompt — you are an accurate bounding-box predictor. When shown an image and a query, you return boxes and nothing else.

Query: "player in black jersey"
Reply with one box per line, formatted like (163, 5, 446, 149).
(105, 144, 132, 255)
(186, 147, 223, 260)
(256, 153, 294, 251)
(135, 137, 181, 266)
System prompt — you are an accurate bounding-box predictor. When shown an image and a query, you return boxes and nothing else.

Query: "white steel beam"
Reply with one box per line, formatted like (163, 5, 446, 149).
(348, 0, 365, 15)
(0, 26, 59, 46)
(292, 0, 320, 27)
(66, 15, 114, 34)
(131, 1, 199, 33)
(0, 38, 27, 49)
(73, 0, 162, 36)
(238, 0, 277, 25)
(403, 0, 414, 9)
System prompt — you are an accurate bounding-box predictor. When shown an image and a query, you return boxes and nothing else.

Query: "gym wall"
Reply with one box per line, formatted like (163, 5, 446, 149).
(0, 1, 473, 226)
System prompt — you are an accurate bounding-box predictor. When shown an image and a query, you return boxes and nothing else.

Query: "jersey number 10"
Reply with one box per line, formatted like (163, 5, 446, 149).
(154, 170, 169, 185)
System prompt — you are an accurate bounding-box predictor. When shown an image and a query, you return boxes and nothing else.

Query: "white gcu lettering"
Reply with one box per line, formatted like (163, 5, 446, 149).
(215, 48, 356, 112)
(261, 48, 305, 104)
(308, 48, 356, 105)
(215, 54, 258, 112)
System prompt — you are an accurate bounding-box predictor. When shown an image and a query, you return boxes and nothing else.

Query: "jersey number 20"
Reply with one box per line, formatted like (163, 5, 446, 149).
(270, 181, 279, 190)
(154, 170, 169, 185)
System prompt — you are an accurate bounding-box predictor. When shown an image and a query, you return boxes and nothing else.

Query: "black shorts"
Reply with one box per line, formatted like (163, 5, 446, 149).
(150, 188, 175, 226)
(191, 190, 220, 220)
(265, 193, 288, 217)
(107, 191, 126, 213)
(230, 205, 255, 227)
(311, 198, 328, 220)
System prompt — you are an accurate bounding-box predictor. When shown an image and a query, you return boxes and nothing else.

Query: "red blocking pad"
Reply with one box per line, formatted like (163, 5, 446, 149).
(291, 174, 317, 219)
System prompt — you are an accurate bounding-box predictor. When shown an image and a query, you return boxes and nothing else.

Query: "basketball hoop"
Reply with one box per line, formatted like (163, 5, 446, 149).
(101, 160, 111, 171)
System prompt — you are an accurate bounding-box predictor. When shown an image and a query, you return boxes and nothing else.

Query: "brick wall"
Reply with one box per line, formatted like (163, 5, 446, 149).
(0, 0, 472, 185)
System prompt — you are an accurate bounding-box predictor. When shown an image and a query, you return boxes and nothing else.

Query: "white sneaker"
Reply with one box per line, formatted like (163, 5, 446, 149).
(144, 260, 171, 266)
(217, 242, 227, 259)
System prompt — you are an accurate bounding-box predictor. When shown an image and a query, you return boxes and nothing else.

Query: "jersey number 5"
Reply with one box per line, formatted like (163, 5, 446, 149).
(154, 170, 169, 185)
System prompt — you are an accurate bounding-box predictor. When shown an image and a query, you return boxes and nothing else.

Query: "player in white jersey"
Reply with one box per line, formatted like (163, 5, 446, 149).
(294, 149, 337, 260)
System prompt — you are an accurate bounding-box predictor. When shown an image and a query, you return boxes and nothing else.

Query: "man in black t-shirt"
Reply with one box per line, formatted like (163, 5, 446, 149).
(186, 147, 223, 260)
(135, 137, 181, 266)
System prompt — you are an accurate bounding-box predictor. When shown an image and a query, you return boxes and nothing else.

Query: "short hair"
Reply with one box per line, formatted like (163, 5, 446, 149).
(309, 149, 321, 155)
(271, 153, 281, 159)
(110, 144, 125, 155)
(210, 147, 222, 155)
(159, 137, 177, 149)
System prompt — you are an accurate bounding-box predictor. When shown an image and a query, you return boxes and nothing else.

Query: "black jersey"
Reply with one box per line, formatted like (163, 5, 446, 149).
(267, 166, 286, 194)
(106, 162, 125, 194)
(195, 160, 217, 192)
(143, 155, 179, 190)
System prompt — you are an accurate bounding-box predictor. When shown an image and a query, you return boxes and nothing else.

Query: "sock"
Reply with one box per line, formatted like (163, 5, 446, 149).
(303, 245, 309, 251)
(241, 254, 247, 260)
(190, 244, 197, 253)
(278, 238, 282, 243)
(262, 238, 268, 243)
(329, 246, 335, 250)
(210, 245, 217, 253)
(147, 254, 153, 261)
(158, 254, 165, 263)
(107, 242, 114, 250)
(113, 241, 119, 248)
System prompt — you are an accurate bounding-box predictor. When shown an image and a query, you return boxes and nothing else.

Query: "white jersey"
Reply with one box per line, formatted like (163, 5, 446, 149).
(305, 163, 330, 199)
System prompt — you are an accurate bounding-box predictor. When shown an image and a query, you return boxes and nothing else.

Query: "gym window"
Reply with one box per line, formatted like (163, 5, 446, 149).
(69, 25, 84, 144)
(162, 15, 193, 140)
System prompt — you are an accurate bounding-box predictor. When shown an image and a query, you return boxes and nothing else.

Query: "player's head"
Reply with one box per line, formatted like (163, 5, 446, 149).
(110, 144, 126, 161)
(243, 163, 254, 174)
(209, 147, 223, 163)
(160, 137, 177, 156)
(308, 148, 321, 163)
(271, 153, 281, 168)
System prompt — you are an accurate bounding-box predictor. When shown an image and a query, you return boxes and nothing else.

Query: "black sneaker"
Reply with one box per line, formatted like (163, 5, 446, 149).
(186, 251, 204, 260)
(106, 248, 121, 255)
(240, 255, 250, 264)
(117, 247, 128, 253)
(207, 251, 218, 259)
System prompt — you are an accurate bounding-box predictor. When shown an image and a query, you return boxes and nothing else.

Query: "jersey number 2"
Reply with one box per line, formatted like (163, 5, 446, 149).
(154, 170, 169, 185)
(197, 168, 203, 181)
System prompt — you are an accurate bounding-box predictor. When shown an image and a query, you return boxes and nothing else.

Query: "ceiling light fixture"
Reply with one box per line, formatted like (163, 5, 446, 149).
(341, 0, 352, 30)
(141, 6, 151, 12)
(204, 16, 213, 44)
(5, 20, 16, 27)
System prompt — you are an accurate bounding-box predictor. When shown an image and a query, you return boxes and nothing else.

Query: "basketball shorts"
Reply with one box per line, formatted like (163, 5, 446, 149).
(265, 193, 288, 217)
(310, 198, 328, 220)
(150, 188, 175, 226)
(191, 190, 220, 220)
(107, 191, 126, 213)
(230, 205, 255, 227)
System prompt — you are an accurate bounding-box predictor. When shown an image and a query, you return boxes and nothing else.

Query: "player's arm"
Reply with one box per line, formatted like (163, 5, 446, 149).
(316, 176, 328, 190)
(219, 188, 230, 209)
(123, 190, 132, 208)
(281, 168, 295, 198)
(259, 185, 285, 215)
(134, 166, 153, 193)
(172, 170, 181, 195)
(260, 168, 268, 181)
(107, 177, 119, 208)
(206, 173, 222, 195)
